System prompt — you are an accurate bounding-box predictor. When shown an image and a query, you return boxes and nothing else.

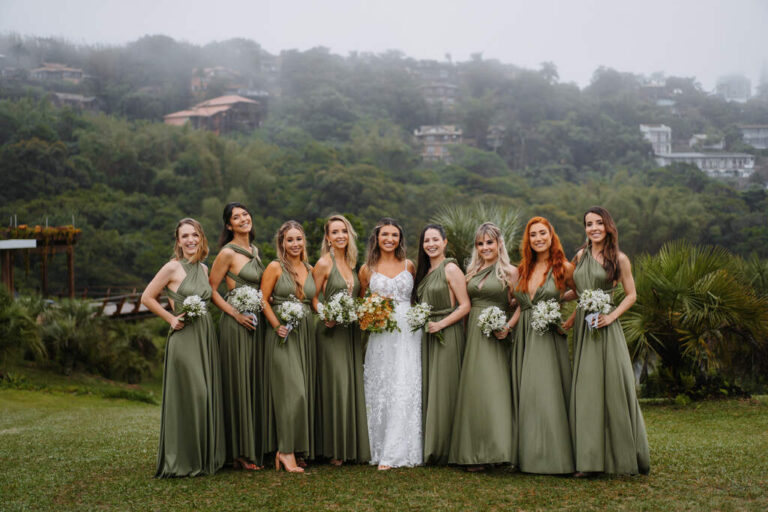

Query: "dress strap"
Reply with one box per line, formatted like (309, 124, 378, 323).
(226, 270, 250, 286)
(164, 286, 185, 302)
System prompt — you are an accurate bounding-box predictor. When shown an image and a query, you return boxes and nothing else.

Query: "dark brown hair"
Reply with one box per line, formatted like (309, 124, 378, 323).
(578, 206, 621, 282)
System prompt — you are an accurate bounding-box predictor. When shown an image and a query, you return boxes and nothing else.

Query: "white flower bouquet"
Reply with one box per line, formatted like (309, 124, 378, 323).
(276, 294, 306, 342)
(317, 291, 358, 326)
(228, 285, 263, 325)
(356, 293, 399, 333)
(530, 298, 562, 334)
(181, 295, 207, 324)
(477, 306, 507, 339)
(406, 302, 444, 343)
(578, 288, 613, 330)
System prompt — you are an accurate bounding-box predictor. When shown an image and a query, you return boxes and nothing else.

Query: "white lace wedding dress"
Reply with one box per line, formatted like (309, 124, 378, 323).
(364, 266, 423, 467)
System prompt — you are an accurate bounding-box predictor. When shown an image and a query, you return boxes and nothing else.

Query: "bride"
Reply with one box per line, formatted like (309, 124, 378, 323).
(359, 218, 423, 470)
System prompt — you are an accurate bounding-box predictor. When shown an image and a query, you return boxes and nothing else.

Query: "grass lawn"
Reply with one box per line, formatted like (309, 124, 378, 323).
(1, 385, 767, 511)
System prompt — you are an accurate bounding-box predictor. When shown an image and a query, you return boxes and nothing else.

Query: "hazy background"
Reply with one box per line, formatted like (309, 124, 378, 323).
(1, 0, 766, 89)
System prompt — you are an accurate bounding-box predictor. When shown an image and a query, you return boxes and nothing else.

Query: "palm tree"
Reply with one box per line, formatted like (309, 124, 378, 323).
(622, 241, 768, 396)
(430, 203, 521, 269)
(0, 288, 46, 372)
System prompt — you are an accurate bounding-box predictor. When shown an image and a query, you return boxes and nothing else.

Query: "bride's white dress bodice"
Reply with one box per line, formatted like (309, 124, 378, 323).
(364, 269, 423, 467)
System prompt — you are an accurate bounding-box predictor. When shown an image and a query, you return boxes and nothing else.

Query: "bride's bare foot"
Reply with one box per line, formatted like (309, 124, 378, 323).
(330, 459, 343, 467)
(377, 465, 392, 471)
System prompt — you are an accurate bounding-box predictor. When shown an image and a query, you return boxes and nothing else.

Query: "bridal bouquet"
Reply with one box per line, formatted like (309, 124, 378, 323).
(317, 291, 358, 326)
(356, 293, 399, 334)
(181, 295, 207, 324)
(578, 289, 612, 330)
(276, 295, 306, 342)
(477, 306, 507, 338)
(406, 302, 444, 343)
(530, 298, 561, 334)
(228, 285, 263, 325)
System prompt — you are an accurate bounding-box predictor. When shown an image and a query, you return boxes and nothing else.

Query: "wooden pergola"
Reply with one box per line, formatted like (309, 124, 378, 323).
(0, 225, 82, 298)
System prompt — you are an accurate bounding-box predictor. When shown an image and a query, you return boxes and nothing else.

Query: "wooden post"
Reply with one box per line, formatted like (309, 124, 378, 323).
(66, 245, 74, 299)
(40, 247, 48, 297)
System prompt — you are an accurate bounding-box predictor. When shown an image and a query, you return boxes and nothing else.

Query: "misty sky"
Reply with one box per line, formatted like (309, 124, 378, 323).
(1, 0, 766, 90)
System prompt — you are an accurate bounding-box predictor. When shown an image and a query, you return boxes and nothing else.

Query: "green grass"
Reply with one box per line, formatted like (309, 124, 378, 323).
(1, 389, 767, 511)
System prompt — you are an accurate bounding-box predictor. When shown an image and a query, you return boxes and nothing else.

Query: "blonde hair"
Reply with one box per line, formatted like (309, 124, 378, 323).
(173, 218, 209, 263)
(275, 220, 309, 299)
(321, 214, 358, 268)
(465, 222, 515, 287)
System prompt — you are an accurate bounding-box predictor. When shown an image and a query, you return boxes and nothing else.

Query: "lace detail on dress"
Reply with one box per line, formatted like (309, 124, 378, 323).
(364, 270, 423, 467)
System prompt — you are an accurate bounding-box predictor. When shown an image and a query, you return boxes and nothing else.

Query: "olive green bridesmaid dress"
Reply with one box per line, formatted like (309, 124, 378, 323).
(570, 249, 650, 475)
(262, 263, 317, 458)
(316, 253, 370, 462)
(448, 263, 514, 465)
(218, 243, 265, 467)
(156, 260, 225, 477)
(511, 271, 574, 474)
(417, 258, 465, 465)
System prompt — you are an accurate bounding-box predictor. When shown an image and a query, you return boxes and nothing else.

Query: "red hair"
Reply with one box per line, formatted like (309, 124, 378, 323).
(516, 216, 567, 293)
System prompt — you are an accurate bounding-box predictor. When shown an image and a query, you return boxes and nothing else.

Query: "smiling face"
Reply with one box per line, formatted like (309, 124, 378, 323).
(423, 228, 447, 259)
(228, 207, 252, 235)
(377, 224, 401, 254)
(476, 234, 499, 265)
(326, 220, 349, 251)
(529, 222, 552, 255)
(177, 223, 201, 259)
(584, 212, 606, 244)
(283, 227, 305, 259)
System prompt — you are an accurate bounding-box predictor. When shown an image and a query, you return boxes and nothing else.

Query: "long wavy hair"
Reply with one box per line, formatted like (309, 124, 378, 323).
(577, 206, 621, 282)
(412, 224, 447, 303)
(218, 202, 257, 252)
(516, 216, 567, 293)
(173, 218, 209, 263)
(465, 222, 515, 287)
(321, 214, 358, 269)
(275, 220, 309, 299)
(365, 217, 406, 269)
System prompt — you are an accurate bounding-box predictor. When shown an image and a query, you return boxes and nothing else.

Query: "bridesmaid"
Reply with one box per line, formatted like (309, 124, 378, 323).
(413, 224, 470, 465)
(141, 218, 224, 477)
(508, 216, 575, 474)
(563, 206, 650, 476)
(260, 220, 316, 473)
(311, 214, 370, 466)
(448, 222, 517, 471)
(209, 203, 265, 471)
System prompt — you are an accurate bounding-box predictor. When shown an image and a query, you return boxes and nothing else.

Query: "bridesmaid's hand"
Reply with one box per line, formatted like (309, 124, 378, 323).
(276, 325, 289, 338)
(427, 321, 442, 334)
(324, 320, 337, 328)
(494, 325, 510, 339)
(234, 312, 257, 331)
(597, 313, 615, 328)
(169, 314, 185, 330)
(561, 317, 574, 331)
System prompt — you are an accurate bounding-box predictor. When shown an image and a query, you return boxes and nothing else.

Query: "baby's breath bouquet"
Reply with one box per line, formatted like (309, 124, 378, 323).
(578, 289, 613, 330)
(228, 285, 263, 325)
(317, 291, 358, 326)
(477, 306, 507, 339)
(530, 298, 562, 334)
(181, 295, 207, 324)
(276, 295, 306, 343)
(406, 302, 444, 343)
(356, 293, 399, 334)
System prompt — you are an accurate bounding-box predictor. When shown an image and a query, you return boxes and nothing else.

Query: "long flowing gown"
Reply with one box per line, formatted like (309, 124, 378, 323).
(218, 243, 265, 466)
(262, 263, 317, 457)
(316, 253, 370, 462)
(364, 264, 423, 467)
(570, 249, 650, 475)
(417, 258, 465, 465)
(156, 260, 225, 477)
(449, 263, 514, 465)
(511, 271, 574, 474)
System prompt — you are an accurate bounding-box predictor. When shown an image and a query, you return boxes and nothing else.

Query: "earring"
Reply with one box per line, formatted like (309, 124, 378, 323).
(328, 240, 332, 248)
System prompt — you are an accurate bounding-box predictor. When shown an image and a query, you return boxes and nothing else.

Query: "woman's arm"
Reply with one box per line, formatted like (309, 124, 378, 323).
(141, 261, 185, 330)
(428, 262, 470, 333)
(496, 306, 520, 339)
(597, 253, 636, 328)
(209, 248, 256, 330)
(312, 256, 334, 327)
(261, 261, 289, 337)
(358, 265, 371, 297)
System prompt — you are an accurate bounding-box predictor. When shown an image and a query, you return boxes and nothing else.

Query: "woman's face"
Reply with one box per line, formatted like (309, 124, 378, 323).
(327, 220, 349, 251)
(476, 235, 499, 264)
(228, 207, 252, 235)
(529, 222, 552, 255)
(177, 223, 201, 259)
(283, 227, 305, 258)
(584, 212, 606, 244)
(423, 228, 447, 259)
(377, 225, 400, 254)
